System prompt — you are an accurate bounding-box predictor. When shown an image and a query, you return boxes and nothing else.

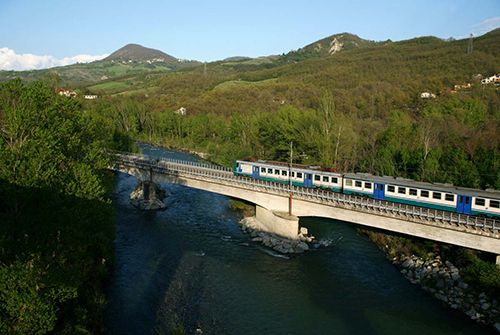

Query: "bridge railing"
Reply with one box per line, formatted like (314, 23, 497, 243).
(111, 153, 500, 234)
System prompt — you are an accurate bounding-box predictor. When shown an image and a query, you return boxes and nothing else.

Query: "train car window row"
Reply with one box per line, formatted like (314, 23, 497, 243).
(346, 180, 352, 186)
(365, 182, 372, 189)
(387, 185, 395, 192)
(297, 172, 303, 178)
(261, 167, 265, 173)
(491, 200, 500, 209)
(315, 175, 321, 181)
(445, 194, 454, 202)
(291, 172, 295, 177)
(355, 181, 362, 187)
(398, 187, 406, 194)
(475, 198, 485, 206)
(323, 176, 329, 182)
(409, 189, 417, 196)
(420, 190, 429, 197)
(282, 170, 287, 176)
(433, 192, 441, 200)
(332, 177, 338, 184)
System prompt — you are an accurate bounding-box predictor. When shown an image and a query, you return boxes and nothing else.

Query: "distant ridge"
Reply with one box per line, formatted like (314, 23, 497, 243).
(104, 43, 177, 63)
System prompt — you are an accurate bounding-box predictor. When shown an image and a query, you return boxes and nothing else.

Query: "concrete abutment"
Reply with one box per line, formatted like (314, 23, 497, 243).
(254, 206, 300, 240)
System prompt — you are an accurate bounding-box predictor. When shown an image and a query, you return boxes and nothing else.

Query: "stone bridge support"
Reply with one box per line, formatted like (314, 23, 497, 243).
(254, 206, 300, 240)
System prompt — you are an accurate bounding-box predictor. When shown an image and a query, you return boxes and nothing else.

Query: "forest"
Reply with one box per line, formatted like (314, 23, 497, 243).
(0, 79, 132, 333)
(81, 29, 499, 189)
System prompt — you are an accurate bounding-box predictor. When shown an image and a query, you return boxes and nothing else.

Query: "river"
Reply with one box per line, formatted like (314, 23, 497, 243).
(105, 144, 495, 335)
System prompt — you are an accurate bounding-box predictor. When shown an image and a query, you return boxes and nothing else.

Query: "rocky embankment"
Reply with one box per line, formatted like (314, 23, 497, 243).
(239, 217, 333, 254)
(394, 253, 500, 331)
(130, 181, 167, 210)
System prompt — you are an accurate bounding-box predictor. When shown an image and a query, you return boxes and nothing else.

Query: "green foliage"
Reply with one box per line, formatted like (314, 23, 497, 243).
(456, 250, 500, 298)
(0, 79, 119, 333)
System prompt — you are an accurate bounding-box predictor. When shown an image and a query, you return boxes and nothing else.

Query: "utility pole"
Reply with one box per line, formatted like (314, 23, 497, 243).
(289, 141, 293, 215)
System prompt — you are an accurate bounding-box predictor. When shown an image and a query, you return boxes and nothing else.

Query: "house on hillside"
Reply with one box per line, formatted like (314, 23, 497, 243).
(57, 88, 77, 98)
(453, 83, 471, 91)
(84, 95, 98, 100)
(174, 107, 187, 116)
(420, 92, 436, 99)
(481, 74, 500, 85)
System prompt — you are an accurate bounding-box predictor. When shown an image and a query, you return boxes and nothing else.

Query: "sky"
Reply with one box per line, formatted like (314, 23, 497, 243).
(0, 0, 499, 70)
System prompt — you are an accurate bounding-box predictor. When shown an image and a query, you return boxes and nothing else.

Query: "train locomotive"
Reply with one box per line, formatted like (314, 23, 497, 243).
(234, 159, 500, 219)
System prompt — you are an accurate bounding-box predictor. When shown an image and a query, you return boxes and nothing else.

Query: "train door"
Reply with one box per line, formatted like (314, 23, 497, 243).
(456, 195, 472, 214)
(374, 183, 385, 200)
(304, 173, 313, 187)
(252, 165, 260, 179)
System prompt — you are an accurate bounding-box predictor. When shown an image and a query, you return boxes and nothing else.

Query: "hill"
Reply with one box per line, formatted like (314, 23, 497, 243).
(82, 29, 499, 190)
(282, 32, 379, 61)
(0, 44, 200, 87)
(104, 43, 178, 63)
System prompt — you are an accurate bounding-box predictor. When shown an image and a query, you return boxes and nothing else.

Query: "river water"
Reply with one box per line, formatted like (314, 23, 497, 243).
(105, 144, 495, 335)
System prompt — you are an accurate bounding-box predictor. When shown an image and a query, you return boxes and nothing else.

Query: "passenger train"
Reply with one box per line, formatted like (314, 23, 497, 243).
(234, 159, 500, 218)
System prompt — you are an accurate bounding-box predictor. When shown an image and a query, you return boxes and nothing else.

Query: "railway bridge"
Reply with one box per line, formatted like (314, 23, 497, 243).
(110, 152, 500, 263)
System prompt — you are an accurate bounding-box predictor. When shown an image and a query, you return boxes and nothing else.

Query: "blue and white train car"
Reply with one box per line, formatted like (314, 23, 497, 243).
(343, 173, 500, 217)
(234, 160, 500, 218)
(234, 160, 343, 192)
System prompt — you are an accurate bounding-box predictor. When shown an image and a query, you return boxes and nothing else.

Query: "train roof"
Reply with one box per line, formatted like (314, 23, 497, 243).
(344, 173, 500, 199)
(237, 159, 341, 175)
(237, 159, 499, 199)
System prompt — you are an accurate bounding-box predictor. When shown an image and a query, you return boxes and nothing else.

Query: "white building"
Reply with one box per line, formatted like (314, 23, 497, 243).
(57, 88, 77, 98)
(481, 74, 500, 85)
(420, 92, 436, 99)
(174, 107, 187, 116)
(84, 95, 98, 100)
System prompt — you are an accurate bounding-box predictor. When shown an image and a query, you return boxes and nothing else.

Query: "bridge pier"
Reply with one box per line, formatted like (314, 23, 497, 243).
(130, 180, 167, 210)
(254, 206, 300, 240)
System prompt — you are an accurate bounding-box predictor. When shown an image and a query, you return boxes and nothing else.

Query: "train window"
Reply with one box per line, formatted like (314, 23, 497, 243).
(315, 175, 321, 181)
(365, 182, 372, 189)
(297, 172, 303, 179)
(323, 176, 329, 182)
(291, 172, 295, 177)
(274, 169, 279, 175)
(445, 194, 454, 202)
(433, 192, 441, 200)
(268, 168, 273, 173)
(475, 198, 485, 206)
(355, 181, 362, 187)
(387, 185, 395, 192)
(490, 200, 500, 208)
(282, 170, 287, 176)
(398, 187, 406, 194)
(346, 179, 352, 186)
(332, 177, 338, 184)
(420, 190, 429, 197)
(261, 167, 265, 173)
(409, 189, 417, 196)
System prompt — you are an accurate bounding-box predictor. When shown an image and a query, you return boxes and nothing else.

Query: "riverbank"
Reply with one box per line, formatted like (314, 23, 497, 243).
(361, 228, 500, 332)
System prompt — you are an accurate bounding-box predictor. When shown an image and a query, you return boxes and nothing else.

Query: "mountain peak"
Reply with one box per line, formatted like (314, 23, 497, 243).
(281, 32, 377, 62)
(104, 43, 177, 63)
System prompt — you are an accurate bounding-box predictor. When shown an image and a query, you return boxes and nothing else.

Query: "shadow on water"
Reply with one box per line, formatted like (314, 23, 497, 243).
(105, 145, 496, 335)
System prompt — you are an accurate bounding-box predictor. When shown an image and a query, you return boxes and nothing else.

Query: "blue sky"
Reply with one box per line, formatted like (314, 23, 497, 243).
(0, 0, 499, 69)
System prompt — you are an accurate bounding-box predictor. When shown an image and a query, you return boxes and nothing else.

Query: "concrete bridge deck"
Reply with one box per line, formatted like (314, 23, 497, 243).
(110, 152, 500, 256)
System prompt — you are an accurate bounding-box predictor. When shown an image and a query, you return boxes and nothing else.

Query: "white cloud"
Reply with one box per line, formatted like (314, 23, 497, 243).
(0, 47, 109, 71)
(471, 17, 500, 36)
